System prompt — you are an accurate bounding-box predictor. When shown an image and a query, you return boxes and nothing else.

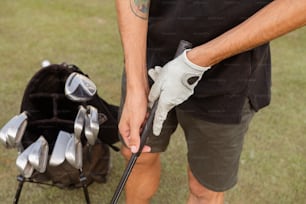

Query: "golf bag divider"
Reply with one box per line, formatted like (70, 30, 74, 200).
(24, 92, 78, 144)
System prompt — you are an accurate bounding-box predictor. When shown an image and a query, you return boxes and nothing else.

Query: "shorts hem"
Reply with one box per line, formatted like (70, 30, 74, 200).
(149, 146, 167, 153)
(189, 163, 238, 192)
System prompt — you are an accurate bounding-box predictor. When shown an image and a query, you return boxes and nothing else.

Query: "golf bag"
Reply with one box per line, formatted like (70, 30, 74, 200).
(9, 63, 119, 203)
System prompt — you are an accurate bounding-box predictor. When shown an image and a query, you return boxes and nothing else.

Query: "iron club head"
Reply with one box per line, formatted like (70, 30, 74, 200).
(49, 131, 72, 166)
(74, 105, 86, 140)
(0, 119, 11, 148)
(84, 105, 99, 145)
(7, 112, 28, 148)
(65, 135, 83, 169)
(0, 112, 28, 148)
(16, 144, 35, 178)
(28, 136, 49, 173)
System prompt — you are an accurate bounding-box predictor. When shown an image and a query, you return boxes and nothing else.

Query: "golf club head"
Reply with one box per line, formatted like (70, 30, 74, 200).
(75, 139, 83, 169)
(0, 112, 28, 148)
(74, 105, 86, 140)
(65, 72, 96, 102)
(85, 105, 99, 145)
(16, 144, 35, 178)
(7, 112, 28, 148)
(0, 119, 11, 148)
(88, 105, 99, 138)
(28, 136, 49, 173)
(65, 135, 83, 169)
(49, 131, 71, 166)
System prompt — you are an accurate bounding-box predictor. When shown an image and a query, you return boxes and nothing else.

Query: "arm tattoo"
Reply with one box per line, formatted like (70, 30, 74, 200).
(130, 0, 150, 20)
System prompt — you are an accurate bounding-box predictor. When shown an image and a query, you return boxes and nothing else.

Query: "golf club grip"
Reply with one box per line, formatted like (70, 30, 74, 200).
(174, 40, 193, 58)
(110, 40, 192, 204)
(137, 40, 193, 155)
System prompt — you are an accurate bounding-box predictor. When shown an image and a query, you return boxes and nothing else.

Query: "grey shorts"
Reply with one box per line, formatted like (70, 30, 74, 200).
(119, 73, 255, 192)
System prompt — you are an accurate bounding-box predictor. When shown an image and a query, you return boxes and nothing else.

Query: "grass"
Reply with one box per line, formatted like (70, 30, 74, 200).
(0, 1, 305, 203)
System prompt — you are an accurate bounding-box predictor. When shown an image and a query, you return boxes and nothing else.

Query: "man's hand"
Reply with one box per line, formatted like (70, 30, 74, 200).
(148, 50, 210, 136)
(119, 88, 151, 154)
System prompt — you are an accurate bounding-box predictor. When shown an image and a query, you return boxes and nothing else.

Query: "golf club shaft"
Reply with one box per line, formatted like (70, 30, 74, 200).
(109, 155, 137, 204)
(110, 40, 192, 204)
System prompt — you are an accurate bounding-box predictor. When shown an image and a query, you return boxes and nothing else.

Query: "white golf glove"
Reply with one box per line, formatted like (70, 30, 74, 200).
(148, 49, 210, 136)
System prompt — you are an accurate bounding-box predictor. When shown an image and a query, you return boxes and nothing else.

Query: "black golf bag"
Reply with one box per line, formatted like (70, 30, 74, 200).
(13, 63, 120, 203)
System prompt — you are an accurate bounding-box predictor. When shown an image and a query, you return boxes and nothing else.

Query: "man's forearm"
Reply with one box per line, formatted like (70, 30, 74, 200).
(115, 0, 150, 92)
(188, 0, 306, 67)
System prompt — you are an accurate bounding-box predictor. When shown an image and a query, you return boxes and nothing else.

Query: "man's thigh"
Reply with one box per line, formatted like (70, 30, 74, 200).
(176, 99, 255, 192)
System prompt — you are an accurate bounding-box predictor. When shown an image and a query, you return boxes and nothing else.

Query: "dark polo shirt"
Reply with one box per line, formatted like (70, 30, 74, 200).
(147, 0, 273, 123)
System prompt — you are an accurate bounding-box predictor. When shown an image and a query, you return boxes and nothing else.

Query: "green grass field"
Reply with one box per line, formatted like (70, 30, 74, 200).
(0, 1, 305, 203)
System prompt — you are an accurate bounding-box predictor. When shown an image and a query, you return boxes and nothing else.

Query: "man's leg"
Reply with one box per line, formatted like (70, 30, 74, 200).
(177, 99, 255, 204)
(121, 146, 161, 204)
(187, 166, 224, 204)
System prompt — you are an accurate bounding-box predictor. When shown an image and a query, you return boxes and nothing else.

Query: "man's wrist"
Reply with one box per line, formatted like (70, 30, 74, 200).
(186, 46, 215, 68)
(126, 73, 149, 95)
(183, 50, 210, 71)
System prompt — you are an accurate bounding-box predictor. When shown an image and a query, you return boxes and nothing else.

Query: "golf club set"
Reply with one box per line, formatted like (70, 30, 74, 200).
(0, 70, 101, 179)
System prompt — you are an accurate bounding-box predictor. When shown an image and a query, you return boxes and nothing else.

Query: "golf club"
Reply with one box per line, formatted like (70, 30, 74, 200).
(16, 144, 35, 178)
(0, 118, 11, 148)
(49, 131, 72, 166)
(64, 131, 90, 204)
(110, 40, 192, 204)
(85, 105, 99, 145)
(0, 112, 28, 148)
(65, 134, 83, 169)
(7, 112, 28, 148)
(28, 136, 49, 173)
(74, 105, 86, 140)
(65, 72, 97, 102)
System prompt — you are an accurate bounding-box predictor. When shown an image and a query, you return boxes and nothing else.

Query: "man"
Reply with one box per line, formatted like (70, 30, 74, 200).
(116, 0, 306, 203)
